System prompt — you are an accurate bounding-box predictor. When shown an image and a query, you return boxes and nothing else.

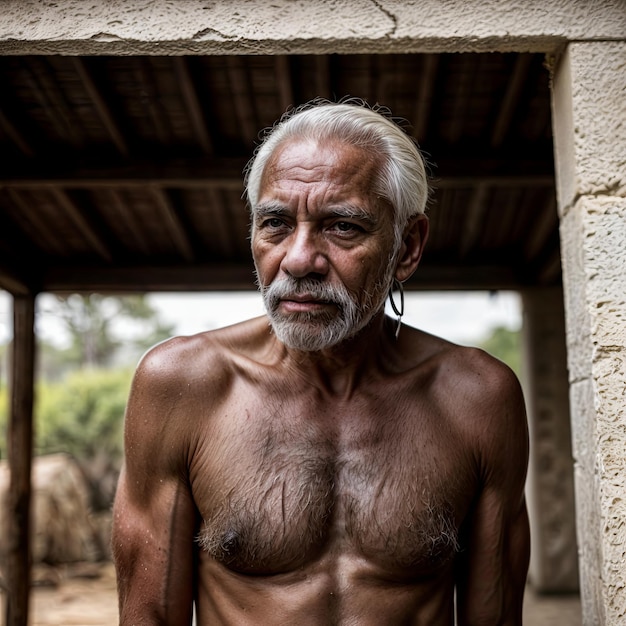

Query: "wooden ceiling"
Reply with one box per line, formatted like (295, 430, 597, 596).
(0, 52, 559, 296)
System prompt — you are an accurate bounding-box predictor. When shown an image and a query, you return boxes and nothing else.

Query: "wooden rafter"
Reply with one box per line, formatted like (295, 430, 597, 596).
(20, 57, 84, 149)
(225, 57, 257, 144)
(5, 189, 67, 257)
(490, 54, 534, 149)
(458, 183, 490, 259)
(172, 57, 213, 155)
(49, 188, 113, 262)
(134, 58, 170, 145)
(71, 57, 129, 157)
(104, 189, 152, 256)
(148, 186, 194, 262)
(274, 56, 293, 113)
(0, 107, 33, 157)
(412, 54, 439, 142)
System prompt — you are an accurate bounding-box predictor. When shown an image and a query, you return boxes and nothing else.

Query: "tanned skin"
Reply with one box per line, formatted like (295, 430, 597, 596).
(112, 138, 530, 625)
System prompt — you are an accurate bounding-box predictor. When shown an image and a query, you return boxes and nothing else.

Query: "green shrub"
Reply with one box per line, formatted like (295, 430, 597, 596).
(35, 368, 132, 462)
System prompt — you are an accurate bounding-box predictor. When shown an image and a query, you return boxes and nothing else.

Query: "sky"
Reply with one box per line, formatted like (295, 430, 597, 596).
(0, 289, 521, 348)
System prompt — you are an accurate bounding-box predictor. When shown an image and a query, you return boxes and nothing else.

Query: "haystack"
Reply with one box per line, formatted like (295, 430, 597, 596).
(0, 453, 105, 567)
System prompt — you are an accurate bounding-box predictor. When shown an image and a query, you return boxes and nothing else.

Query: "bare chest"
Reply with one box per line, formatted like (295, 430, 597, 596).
(191, 397, 474, 577)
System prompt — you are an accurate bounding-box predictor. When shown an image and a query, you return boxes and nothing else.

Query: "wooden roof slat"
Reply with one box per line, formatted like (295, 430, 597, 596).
(133, 59, 171, 145)
(50, 188, 113, 262)
(0, 106, 34, 157)
(0, 264, 32, 295)
(412, 54, 439, 143)
(20, 57, 84, 149)
(148, 186, 194, 262)
(490, 54, 534, 149)
(0, 156, 552, 190)
(458, 183, 490, 260)
(104, 189, 152, 256)
(274, 56, 294, 113)
(40, 261, 520, 293)
(314, 56, 330, 99)
(5, 188, 68, 257)
(204, 187, 234, 256)
(445, 55, 478, 144)
(71, 57, 129, 157)
(225, 57, 257, 145)
(172, 57, 213, 155)
(524, 191, 559, 263)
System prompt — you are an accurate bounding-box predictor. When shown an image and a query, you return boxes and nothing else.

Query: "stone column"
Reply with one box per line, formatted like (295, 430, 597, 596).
(551, 42, 626, 625)
(522, 287, 579, 593)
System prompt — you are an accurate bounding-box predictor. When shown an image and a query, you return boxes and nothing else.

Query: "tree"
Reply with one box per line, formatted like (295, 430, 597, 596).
(479, 325, 522, 378)
(37, 294, 174, 377)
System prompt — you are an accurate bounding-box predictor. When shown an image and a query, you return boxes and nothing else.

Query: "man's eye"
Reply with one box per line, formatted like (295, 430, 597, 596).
(263, 218, 285, 229)
(333, 221, 360, 233)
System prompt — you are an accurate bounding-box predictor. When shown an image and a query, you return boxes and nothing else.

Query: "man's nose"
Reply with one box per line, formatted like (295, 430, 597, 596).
(280, 228, 329, 278)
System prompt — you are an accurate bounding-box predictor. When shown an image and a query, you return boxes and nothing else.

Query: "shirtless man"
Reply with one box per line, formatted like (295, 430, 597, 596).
(112, 99, 530, 625)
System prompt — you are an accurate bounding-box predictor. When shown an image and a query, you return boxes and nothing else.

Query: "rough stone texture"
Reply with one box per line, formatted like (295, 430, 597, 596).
(554, 39, 626, 622)
(560, 193, 626, 625)
(0, 0, 625, 55)
(522, 288, 579, 593)
(552, 43, 626, 213)
(560, 199, 626, 626)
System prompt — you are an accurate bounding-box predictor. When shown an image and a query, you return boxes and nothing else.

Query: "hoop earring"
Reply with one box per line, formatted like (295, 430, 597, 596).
(388, 278, 404, 339)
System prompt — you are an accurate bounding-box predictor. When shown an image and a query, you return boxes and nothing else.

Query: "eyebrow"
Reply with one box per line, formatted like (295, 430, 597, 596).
(253, 202, 378, 226)
(253, 202, 289, 218)
(327, 203, 378, 225)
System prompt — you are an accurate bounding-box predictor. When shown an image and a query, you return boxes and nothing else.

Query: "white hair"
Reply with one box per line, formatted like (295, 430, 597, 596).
(244, 98, 430, 242)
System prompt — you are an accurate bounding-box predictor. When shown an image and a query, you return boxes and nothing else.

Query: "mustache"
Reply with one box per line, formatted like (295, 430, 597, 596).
(261, 277, 357, 310)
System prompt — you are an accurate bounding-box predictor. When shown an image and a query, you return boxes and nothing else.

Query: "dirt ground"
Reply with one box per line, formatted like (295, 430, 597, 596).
(4, 562, 582, 625)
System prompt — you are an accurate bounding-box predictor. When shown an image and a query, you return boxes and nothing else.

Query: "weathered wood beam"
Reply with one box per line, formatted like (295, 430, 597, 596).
(0, 158, 248, 191)
(42, 263, 256, 293)
(104, 189, 152, 256)
(204, 188, 232, 254)
(412, 54, 439, 143)
(71, 57, 129, 157)
(0, 108, 34, 158)
(0, 265, 31, 296)
(134, 59, 170, 145)
(5, 189, 68, 257)
(49, 188, 113, 262)
(20, 57, 83, 149)
(148, 187, 194, 262)
(172, 57, 213, 155)
(225, 57, 257, 144)
(4, 294, 36, 626)
(274, 56, 293, 113)
(490, 54, 534, 149)
(314, 56, 330, 99)
(458, 183, 490, 259)
(524, 192, 559, 263)
(38, 260, 534, 293)
(0, 157, 554, 191)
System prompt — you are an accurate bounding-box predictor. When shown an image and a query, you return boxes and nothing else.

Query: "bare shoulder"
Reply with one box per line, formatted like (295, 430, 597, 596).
(406, 329, 527, 457)
(438, 340, 528, 475)
(133, 315, 272, 390)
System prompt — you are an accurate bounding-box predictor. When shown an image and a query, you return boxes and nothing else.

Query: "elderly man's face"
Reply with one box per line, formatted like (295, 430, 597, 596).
(251, 139, 398, 351)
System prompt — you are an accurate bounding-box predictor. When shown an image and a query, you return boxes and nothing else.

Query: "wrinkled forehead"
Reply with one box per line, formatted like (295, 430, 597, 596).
(269, 136, 376, 167)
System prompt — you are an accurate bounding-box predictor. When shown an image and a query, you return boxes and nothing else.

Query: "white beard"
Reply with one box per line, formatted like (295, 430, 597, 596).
(258, 271, 393, 352)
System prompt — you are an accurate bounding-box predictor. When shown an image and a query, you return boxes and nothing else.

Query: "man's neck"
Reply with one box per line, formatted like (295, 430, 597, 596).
(276, 312, 397, 399)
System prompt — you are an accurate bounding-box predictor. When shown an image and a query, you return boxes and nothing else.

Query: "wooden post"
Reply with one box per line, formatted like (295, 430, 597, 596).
(3, 295, 35, 626)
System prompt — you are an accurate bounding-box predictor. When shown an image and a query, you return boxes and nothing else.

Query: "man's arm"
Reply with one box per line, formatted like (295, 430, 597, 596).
(455, 354, 530, 626)
(112, 341, 198, 625)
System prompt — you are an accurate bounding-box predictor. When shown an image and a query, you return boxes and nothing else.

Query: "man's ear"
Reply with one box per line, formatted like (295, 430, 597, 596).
(394, 214, 429, 283)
